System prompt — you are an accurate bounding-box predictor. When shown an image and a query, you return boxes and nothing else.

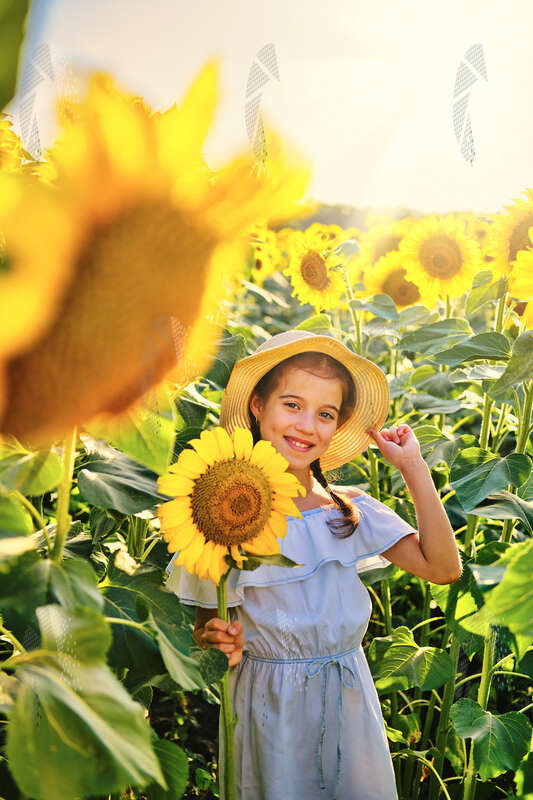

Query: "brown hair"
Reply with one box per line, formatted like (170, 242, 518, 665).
(248, 351, 361, 538)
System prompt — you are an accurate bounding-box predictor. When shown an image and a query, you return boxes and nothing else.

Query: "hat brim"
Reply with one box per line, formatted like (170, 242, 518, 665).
(219, 334, 390, 471)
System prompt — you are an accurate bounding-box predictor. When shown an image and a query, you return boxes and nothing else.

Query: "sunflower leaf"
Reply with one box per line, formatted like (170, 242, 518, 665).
(234, 553, 303, 571)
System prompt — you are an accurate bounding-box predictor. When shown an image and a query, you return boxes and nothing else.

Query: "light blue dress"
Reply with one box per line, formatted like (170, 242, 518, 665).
(165, 492, 418, 800)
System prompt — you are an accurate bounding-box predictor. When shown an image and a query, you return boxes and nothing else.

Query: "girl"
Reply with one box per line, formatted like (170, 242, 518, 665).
(165, 329, 462, 799)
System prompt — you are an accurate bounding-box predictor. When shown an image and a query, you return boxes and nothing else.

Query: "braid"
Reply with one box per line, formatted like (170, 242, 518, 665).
(310, 459, 359, 539)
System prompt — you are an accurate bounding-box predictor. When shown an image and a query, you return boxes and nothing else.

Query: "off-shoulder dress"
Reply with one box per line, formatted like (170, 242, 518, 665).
(165, 492, 418, 800)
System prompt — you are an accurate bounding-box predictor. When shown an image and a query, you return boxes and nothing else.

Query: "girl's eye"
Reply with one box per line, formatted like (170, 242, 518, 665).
(283, 402, 334, 420)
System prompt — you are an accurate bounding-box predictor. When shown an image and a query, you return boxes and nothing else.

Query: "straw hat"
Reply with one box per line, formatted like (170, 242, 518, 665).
(219, 329, 390, 471)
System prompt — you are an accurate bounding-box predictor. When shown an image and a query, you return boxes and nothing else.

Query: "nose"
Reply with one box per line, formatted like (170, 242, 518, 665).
(294, 412, 315, 436)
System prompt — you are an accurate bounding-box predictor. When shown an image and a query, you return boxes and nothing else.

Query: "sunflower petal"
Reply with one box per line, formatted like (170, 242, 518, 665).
(157, 473, 195, 497)
(157, 497, 192, 527)
(232, 426, 254, 460)
(166, 522, 198, 552)
(267, 510, 289, 538)
(208, 544, 229, 584)
(175, 448, 209, 476)
(213, 426, 234, 460)
(273, 494, 303, 517)
(178, 534, 206, 574)
(188, 435, 218, 467)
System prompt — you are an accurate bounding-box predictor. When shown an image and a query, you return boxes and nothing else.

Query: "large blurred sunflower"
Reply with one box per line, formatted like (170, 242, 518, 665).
(158, 426, 306, 584)
(485, 189, 533, 276)
(398, 213, 484, 307)
(283, 229, 346, 312)
(363, 249, 421, 309)
(0, 61, 311, 447)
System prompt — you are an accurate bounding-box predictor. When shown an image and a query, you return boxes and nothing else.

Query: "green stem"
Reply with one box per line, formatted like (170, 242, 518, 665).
(50, 426, 78, 562)
(462, 628, 496, 800)
(217, 569, 237, 800)
(342, 264, 362, 354)
(8, 490, 52, 554)
(501, 378, 533, 544)
(0, 623, 27, 655)
(367, 447, 380, 500)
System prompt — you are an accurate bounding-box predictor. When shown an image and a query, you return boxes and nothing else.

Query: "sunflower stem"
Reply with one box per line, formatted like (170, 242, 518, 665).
(342, 264, 362, 354)
(217, 567, 237, 800)
(51, 426, 78, 562)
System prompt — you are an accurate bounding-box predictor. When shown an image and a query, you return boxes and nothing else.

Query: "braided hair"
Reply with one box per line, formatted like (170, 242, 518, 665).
(248, 351, 361, 539)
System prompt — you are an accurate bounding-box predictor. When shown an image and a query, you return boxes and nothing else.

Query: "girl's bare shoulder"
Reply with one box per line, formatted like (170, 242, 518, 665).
(330, 484, 367, 499)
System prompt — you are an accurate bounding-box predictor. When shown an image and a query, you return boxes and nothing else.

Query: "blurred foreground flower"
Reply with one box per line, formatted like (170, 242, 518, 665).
(0, 61, 312, 447)
(157, 426, 306, 584)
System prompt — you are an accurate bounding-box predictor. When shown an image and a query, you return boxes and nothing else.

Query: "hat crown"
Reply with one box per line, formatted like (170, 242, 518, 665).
(254, 329, 316, 355)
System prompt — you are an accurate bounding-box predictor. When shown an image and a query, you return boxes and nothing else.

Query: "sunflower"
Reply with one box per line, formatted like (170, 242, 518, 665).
(398, 213, 484, 308)
(0, 114, 30, 172)
(157, 426, 306, 584)
(0, 61, 311, 447)
(346, 217, 416, 288)
(363, 250, 422, 309)
(246, 221, 281, 286)
(485, 189, 533, 277)
(507, 226, 533, 301)
(283, 229, 346, 312)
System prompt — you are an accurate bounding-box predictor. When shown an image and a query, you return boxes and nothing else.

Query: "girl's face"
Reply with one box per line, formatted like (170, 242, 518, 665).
(249, 366, 343, 470)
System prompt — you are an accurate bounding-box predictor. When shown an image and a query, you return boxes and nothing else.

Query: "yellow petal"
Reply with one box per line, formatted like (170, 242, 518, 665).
(209, 544, 229, 584)
(196, 539, 215, 580)
(157, 473, 195, 497)
(188, 434, 218, 466)
(249, 439, 280, 468)
(273, 494, 303, 517)
(232, 426, 254, 460)
(180, 534, 207, 573)
(242, 530, 280, 556)
(213, 426, 234, 460)
(157, 497, 192, 527)
(166, 522, 198, 552)
(267, 510, 289, 538)
(175, 448, 209, 477)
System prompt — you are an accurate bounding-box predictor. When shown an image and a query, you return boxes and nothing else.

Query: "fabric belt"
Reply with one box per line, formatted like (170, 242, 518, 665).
(245, 645, 359, 796)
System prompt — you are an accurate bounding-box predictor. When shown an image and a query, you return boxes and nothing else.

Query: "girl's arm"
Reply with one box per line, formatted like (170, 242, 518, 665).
(365, 424, 463, 584)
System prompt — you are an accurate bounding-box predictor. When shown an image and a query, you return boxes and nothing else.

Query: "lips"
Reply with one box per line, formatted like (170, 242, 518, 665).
(284, 436, 314, 451)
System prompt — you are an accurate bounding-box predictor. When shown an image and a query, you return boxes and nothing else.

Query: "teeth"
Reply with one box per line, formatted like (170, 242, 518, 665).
(286, 437, 312, 450)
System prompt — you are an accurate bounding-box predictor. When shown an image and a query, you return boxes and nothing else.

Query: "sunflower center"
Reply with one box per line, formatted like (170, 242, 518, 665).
(509, 214, 533, 262)
(190, 459, 273, 547)
(382, 268, 420, 305)
(419, 235, 462, 279)
(300, 250, 330, 290)
(374, 236, 401, 261)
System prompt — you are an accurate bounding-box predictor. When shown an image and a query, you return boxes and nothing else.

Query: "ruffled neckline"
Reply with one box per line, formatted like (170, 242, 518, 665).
(288, 493, 368, 519)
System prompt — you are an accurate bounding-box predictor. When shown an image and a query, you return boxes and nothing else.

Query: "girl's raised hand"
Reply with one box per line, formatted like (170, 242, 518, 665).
(193, 617, 244, 667)
(365, 423, 423, 472)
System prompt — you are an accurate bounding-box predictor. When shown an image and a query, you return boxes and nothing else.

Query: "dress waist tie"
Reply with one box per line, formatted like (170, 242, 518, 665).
(246, 645, 359, 797)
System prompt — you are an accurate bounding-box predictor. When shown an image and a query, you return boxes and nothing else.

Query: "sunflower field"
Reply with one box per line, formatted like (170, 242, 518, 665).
(1, 50, 533, 800)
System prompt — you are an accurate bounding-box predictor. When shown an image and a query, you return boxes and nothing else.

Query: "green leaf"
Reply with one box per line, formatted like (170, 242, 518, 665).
(77, 441, 169, 514)
(141, 738, 189, 800)
(294, 313, 332, 334)
(350, 293, 399, 320)
(514, 751, 533, 798)
(465, 272, 508, 317)
(6, 604, 166, 799)
(370, 626, 455, 690)
(398, 318, 472, 355)
(228, 551, 303, 571)
(488, 331, 533, 399)
(84, 398, 176, 476)
(450, 448, 531, 512)
(102, 552, 223, 690)
(433, 332, 511, 368)
(204, 332, 247, 388)
(485, 538, 533, 637)
(429, 559, 485, 655)
(0, 494, 33, 538)
(469, 491, 533, 533)
(450, 698, 532, 780)
(0, 0, 30, 109)
(0, 440, 63, 495)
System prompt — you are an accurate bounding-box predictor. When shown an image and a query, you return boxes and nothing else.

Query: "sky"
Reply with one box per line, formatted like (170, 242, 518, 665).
(8, 0, 533, 215)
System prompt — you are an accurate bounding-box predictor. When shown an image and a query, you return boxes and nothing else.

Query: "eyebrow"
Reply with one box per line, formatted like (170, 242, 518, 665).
(278, 394, 340, 413)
